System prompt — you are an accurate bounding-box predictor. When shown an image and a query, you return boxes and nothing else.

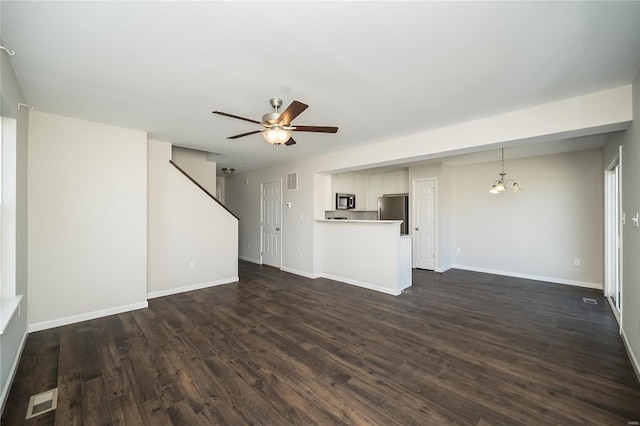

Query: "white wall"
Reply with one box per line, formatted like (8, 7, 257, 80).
(148, 140, 238, 297)
(604, 70, 640, 378)
(316, 221, 408, 295)
(28, 112, 148, 330)
(226, 163, 318, 276)
(0, 46, 29, 413)
(171, 146, 217, 195)
(451, 149, 604, 287)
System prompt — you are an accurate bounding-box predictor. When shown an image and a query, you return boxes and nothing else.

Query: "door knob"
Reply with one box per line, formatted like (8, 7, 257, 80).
(276, 227, 280, 231)
(414, 227, 419, 231)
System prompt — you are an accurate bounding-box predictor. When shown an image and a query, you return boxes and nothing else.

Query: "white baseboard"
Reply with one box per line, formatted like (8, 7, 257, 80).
(451, 264, 603, 289)
(280, 266, 319, 279)
(435, 265, 453, 273)
(239, 256, 261, 265)
(28, 301, 149, 333)
(317, 273, 401, 296)
(281, 267, 401, 295)
(0, 329, 28, 414)
(621, 327, 640, 384)
(148, 277, 238, 299)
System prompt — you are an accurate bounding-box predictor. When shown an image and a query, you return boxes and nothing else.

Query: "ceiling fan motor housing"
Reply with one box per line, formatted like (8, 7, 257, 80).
(262, 112, 280, 125)
(263, 98, 284, 125)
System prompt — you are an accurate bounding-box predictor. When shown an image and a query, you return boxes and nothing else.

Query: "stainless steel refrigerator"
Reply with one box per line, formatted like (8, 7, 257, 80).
(378, 194, 409, 235)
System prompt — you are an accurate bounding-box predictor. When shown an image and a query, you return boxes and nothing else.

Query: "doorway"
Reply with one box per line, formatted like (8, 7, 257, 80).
(605, 148, 622, 325)
(412, 178, 436, 270)
(261, 180, 282, 268)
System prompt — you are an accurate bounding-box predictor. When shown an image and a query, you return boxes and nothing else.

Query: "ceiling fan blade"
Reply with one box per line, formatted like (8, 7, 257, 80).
(278, 101, 308, 126)
(212, 111, 262, 125)
(228, 130, 262, 139)
(285, 136, 297, 146)
(292, 125, 339, 133)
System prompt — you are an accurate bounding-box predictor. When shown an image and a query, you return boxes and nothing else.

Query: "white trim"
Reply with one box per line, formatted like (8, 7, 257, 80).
(435, 265, 453, 274)
(0, 329, 28, 414)
(0, 295, 23, 334)
(28, 301, 149, 333)
(239, 255, 261, 265)
(451, 264, 602, 289)
(280, 266, 319, 279)
(148, 277, 238, 299)
(621, 327, 640, 384)
(317, 273, 401, 296)
(607, 296, 621, 326)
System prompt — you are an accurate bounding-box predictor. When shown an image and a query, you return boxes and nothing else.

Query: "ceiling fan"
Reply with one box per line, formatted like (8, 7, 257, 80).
(212, 98, 338, 146)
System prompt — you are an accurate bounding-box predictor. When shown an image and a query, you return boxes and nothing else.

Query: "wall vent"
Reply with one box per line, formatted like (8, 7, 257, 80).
(26, 388, 58, 419)
(286, 172, 298, 191)
(582, 297, 597, 305)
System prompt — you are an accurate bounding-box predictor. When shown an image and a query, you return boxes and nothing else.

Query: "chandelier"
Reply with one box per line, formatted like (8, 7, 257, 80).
(489, 148, 521, 194)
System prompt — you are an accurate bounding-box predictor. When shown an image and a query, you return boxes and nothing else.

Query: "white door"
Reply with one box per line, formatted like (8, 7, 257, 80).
(413, 179, 436, 270)
(261, 181, 281, 268)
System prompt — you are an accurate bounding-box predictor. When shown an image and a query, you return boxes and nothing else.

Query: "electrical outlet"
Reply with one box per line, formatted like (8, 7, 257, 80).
(247, 242, 251, 249)
(456, 248, 461, 254)
(299, 251, 303, 259)
(574, 258, 581, 266)
(189, 261, 196, 269)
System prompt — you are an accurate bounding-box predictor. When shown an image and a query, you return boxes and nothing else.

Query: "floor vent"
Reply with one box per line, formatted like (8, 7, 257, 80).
(582, 297, 598, 305)
(25, 388, 58, 419)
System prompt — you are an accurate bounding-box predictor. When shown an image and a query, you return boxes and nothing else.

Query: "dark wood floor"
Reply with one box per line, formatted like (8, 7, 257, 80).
(3, 261, 639, 425)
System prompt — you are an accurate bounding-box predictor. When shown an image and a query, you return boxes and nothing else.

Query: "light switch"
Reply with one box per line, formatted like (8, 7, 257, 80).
(632, 213, 639, 228)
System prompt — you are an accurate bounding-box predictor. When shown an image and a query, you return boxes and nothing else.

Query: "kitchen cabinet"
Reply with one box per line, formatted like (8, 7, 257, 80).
(332, 169, 408, 211)
(332, 172, 354, 194)
(354, 173, 368, 210)
(332, 172, 368, 210)
(367, 174, 382, 210)
(368, 169, 409, 206)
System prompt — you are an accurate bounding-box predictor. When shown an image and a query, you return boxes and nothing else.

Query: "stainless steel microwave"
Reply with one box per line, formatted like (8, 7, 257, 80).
(336, 193, 356, 210)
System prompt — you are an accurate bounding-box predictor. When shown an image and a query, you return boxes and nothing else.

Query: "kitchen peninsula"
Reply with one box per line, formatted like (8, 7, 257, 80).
(314, 219, 412, 295)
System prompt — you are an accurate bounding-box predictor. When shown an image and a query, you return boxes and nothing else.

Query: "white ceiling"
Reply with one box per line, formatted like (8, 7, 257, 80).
(2, 1, 639, 174)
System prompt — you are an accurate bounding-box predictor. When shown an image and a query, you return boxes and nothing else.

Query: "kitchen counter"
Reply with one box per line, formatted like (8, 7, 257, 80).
(314, 219, 412, 295)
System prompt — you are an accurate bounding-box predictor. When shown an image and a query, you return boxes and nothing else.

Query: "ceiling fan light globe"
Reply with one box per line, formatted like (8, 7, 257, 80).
(263, 127, 291, 145)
